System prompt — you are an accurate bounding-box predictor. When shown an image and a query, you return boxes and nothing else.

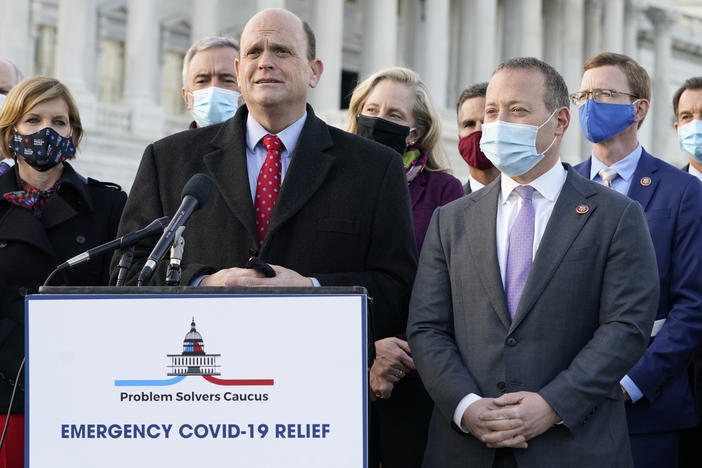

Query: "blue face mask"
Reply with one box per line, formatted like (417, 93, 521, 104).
(579, 99, 637, 143)
(678, 119, 702, 163)
(190, 86, 240, 127)
(479, 109, 558, 177)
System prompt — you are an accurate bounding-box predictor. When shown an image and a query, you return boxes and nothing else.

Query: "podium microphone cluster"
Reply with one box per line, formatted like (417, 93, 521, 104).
(137, 173, 214, 286)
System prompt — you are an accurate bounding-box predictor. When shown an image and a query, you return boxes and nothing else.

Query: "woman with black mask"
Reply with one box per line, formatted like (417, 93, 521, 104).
(0, 76, 126, 466)
(348, 67, 463, 467)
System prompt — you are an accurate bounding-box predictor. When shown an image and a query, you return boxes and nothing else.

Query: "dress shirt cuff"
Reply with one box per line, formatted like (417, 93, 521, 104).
(192, 275, 206, 286)
(620, 374, 644, 403)
(309, 277, 320, 287)
(453, 393, 482, 433)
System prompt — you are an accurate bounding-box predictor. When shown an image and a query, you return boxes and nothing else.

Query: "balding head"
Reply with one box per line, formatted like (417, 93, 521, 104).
(235, 8, 323, 133)
(0, 60, 22, 96)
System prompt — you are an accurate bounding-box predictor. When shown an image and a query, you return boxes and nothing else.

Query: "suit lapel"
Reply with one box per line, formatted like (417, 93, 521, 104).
(626, 149, 659, 212)
(510, 166, 597, 331)
(464, 180, 511, 329)
(264, 108, 335, 247)
(204, 111, 258, 243)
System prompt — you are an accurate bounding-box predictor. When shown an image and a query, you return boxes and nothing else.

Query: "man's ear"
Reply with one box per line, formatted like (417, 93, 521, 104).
(308, 59, 324, 89)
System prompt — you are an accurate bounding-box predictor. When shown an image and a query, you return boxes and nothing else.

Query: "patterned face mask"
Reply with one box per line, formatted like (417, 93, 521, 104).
(11, 127, 75, 171)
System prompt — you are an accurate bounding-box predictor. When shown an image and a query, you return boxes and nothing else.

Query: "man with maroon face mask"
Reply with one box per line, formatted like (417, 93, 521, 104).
(456, 82, 500, 194)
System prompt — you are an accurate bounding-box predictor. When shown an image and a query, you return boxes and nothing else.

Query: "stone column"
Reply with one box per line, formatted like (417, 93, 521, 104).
(647, 6, 677, 157)
(191, 0, 220, 42)
(124, 0, 163, 137)
(502, 0, 522, 60)
(544, 0, 564, 71)
(0, 0, 31, 75)
(624, 0, 643, 59)
(561, 0, 585, 163)
(257, 0, 285, 10)
(308, 0, 343, 112)
(55, 0, 97, 97)
(603, 0, 625, 53)
(584, 0, 604, 60)
(424, 0, 450, 109)
(360, 0, 398, 79)
(521, 0, 543, 58)
(471, 0, 497, 82)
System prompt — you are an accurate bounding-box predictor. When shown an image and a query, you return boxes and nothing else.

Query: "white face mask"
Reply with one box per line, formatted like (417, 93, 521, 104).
(479, 109, 558, 177)
(189, 86, 240, 127)
(0, 94, 6, 109)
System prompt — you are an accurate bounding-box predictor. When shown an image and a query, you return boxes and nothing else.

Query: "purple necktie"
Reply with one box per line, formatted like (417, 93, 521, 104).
(505, 185, 535, 320)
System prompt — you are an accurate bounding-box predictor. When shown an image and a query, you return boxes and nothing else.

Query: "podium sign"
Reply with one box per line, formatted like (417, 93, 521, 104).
(26, 292, 368, 467)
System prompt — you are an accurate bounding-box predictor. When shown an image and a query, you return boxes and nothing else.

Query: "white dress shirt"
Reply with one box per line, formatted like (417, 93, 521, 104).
(688, 163, 702, 182)
(468, 174, 486, 192)
(453, 159, 568, 431)
(245, 112, 307, 202)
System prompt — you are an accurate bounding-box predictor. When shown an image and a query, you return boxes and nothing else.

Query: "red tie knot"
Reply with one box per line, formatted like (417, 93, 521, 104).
(263, 134, 282, 151)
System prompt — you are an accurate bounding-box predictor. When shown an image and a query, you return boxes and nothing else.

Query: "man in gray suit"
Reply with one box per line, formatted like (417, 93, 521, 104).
(407, 57, 659, 468)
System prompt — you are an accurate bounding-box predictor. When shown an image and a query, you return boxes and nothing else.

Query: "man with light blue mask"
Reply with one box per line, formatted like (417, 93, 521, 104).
(672, 75, 702, 468)
(574, 52, 702, 468)
(181, 36, 242, 128)
(0, 59, 23, 174)
(408, 56, 658, 468)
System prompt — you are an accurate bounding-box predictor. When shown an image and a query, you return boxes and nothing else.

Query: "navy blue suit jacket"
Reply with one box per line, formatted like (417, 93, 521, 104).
(576, 149, 702, 433)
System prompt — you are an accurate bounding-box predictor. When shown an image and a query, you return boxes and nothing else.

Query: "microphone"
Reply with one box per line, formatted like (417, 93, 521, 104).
(137, 173, 214, 286)
(55, 216, 171, 271)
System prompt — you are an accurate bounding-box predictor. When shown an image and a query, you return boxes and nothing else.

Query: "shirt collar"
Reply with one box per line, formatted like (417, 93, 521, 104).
(589, 143, 642, 182)
(245, 111, 308, 157)
(500, 158, 567, 204)
(468, 174, 485, 191)
(689, 163, 702, 182)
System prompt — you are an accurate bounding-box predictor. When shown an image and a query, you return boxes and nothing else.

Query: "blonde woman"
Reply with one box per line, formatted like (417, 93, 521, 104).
(348, 67, 463, 467)
(0, 76, 126, 466)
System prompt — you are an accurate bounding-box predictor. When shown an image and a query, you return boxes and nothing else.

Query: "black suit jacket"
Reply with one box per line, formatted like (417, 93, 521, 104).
(113, 105, 418, 339)
(0, 163, 126, 412)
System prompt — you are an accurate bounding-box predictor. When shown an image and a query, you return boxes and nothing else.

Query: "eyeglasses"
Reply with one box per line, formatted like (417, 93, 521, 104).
(569, 89, 639, 106)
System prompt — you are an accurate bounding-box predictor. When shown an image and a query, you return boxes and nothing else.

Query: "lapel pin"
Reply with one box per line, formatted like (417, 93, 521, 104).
(576, 205, 589, 214)
(640, 176, 652, 186)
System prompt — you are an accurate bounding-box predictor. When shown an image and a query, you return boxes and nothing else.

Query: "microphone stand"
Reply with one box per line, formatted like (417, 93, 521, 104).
(114, 246, 135, 287)
(165, 227, 185, 286)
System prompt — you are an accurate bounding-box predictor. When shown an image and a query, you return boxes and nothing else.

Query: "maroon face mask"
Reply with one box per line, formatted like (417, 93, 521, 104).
(458, 131, 494, 170)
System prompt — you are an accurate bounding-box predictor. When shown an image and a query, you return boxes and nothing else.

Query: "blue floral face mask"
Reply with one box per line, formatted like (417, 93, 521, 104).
(11, 127, 75, 171)
(190, 86, 240, 127)
(678, 119, 702, 163)
(579, 99, 638, 143)
(479, 109, 558, 177)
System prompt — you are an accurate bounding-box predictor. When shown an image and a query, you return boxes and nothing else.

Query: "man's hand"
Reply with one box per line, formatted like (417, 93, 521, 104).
(200, 264, 313, 287)
(369, 365, 395, 400)
(373, 337, 415, 380)
(481, 392, 560, 444)
(620, 384, 631, 403)
(461, 398, 526, 449)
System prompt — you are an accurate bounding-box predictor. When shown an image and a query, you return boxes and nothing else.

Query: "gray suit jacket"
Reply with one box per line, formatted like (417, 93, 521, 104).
(408, 164, 659, 468)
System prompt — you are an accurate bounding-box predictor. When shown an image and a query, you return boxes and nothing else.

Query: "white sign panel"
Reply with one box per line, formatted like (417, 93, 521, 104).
(26, 294, 368, 467)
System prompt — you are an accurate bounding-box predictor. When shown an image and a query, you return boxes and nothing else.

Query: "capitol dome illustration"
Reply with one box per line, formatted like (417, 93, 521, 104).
(167, 318, 221, 376)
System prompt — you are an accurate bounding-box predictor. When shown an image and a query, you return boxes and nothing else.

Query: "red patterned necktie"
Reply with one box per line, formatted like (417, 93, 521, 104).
(254, 134, 283, 246)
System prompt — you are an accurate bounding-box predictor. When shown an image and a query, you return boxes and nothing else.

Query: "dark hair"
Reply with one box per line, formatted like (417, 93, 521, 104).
(673, 77, 702, 120)
(494, 57, 570, 111)
(456, 82, 488, 114)
(302, 20, 316, 61)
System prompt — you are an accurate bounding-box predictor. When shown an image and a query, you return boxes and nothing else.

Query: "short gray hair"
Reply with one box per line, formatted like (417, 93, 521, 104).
(182, 36, 239, 88)
(493, 57, 570, 111)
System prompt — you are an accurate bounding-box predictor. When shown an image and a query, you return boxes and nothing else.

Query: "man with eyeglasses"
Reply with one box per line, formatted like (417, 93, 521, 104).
(573, 52, 702, 468)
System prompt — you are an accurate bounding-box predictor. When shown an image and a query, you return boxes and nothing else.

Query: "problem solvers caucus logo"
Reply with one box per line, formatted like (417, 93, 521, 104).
(114, 318, 274, 388)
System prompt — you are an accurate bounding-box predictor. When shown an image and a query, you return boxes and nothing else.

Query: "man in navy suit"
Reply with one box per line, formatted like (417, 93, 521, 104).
(574, 52, 702, 468)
